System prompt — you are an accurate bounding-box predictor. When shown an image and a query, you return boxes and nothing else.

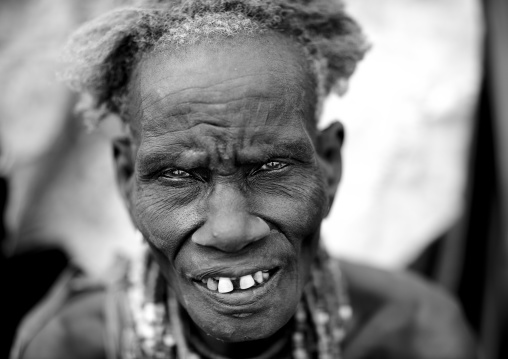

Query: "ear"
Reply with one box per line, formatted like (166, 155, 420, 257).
(113, 136, 135, 210)
(316, 121, 345, 216)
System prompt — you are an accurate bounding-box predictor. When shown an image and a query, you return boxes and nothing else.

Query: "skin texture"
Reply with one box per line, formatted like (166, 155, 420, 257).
(114, 32, 344, 349)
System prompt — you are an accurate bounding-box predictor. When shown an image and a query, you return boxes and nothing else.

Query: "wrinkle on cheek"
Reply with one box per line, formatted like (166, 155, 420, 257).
(249, 173, 327, 237)
(133, 183, 204, 253)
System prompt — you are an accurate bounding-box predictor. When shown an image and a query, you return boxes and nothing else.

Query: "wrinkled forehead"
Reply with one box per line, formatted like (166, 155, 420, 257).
(125, 33, 318, 141)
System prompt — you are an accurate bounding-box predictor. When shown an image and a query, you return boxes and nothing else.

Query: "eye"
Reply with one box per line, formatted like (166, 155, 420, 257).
(259, 161, 288, 172)
(160, 168, 192, 179)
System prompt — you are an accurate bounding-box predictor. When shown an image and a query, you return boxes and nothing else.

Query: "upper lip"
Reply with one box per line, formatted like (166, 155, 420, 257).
(187, 263, 280, 281)
(180, 232, 288, 281)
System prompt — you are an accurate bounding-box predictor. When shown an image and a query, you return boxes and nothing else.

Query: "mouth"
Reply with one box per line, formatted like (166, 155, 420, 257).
(192, 267, 279, 294)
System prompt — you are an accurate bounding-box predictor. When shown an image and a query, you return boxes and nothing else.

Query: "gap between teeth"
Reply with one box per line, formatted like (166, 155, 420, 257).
(202, 270, 270, 293)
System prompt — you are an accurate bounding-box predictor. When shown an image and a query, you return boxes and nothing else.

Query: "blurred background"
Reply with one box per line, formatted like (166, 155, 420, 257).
(1, 0, 507, 357)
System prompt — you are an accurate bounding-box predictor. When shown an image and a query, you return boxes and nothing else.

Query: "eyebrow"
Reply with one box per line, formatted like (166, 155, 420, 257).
(137, 137, 315, 174)
(137, 145, 206, 173)
(237, 139, 315, 164)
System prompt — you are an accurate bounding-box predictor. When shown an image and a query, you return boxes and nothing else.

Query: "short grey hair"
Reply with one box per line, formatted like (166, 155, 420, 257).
(61, 0, 369, 127)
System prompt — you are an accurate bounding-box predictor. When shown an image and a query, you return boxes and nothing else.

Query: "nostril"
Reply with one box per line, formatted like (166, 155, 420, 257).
(191, 215, 270, 252)
(248, 216, 270, 242)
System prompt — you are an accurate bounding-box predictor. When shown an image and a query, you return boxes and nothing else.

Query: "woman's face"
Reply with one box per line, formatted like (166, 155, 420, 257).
(117, 33, 337, 341)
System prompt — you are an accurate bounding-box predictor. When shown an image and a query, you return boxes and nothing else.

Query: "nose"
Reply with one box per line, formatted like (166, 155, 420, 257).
(191, 184, 270, 252)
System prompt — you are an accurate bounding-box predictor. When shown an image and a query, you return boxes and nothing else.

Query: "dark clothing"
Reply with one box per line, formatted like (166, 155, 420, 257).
(1, 248, 69, 359)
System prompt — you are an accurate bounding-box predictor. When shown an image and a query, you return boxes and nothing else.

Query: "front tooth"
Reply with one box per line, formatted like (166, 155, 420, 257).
(254, 271, 264, 284)
(207, 278, 218, 291)
(240, 275, 255, 289)
(218, 278, 234, 293)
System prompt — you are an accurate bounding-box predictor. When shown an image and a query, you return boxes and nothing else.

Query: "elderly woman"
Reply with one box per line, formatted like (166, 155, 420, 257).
(11, 0, 476, 358)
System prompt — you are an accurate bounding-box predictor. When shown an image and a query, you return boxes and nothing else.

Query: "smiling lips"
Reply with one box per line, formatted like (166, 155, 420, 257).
(198, 270, 272, 293)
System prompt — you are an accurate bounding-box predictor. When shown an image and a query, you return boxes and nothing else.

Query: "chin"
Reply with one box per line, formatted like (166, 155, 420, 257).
(187, 297, 298, 342)
(176, 264, 303, 342)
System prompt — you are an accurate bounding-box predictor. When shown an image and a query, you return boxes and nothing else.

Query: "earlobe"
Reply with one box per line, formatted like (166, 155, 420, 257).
(113, 136, 135, 206)
(316, 121, 344, 215)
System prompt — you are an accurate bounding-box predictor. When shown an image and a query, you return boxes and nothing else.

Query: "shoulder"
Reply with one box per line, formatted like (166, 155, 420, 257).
(13, 257, 134, 359)
(22, 290, 107, 359)
(338, 260, 478, 359)
(12, 267, 110, 359)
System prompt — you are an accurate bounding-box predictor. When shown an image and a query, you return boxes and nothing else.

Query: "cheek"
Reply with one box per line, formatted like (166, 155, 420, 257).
(249, 170, 327, 241)
(130, 181, 203, 257)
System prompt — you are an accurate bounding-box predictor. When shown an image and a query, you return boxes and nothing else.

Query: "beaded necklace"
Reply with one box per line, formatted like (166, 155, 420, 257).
(121, 247, 352, 359)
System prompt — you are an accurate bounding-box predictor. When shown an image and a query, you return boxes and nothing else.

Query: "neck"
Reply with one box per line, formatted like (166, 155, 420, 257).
(183, 307, 292, 359)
